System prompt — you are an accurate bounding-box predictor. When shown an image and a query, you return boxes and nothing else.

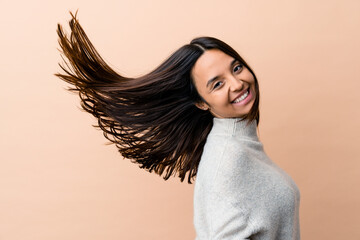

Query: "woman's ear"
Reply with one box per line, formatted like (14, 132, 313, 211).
(195, 101, 210, 111)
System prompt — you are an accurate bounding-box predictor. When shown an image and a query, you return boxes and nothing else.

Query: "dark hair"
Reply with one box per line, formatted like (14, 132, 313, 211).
(55, 12, 260, 183)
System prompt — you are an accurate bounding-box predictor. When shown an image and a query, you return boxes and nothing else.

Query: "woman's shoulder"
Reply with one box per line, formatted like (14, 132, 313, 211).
(198, 136, 253, 182)
(202, 134, 254, 161)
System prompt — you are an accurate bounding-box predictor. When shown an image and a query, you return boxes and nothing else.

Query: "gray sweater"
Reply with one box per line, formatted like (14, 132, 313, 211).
(193, 118, 300, 240)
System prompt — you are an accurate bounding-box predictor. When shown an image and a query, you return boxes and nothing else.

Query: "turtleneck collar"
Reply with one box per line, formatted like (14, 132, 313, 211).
(210, 117, 259, 141)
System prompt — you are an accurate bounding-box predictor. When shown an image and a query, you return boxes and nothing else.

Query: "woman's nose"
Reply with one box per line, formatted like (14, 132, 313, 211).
(229, 76, 244, 92)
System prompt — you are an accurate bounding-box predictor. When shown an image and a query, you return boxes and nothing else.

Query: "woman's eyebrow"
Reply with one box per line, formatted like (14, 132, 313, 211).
(229, 58, 238, 68)
(206, 76, 219, 88)
(206, 59, 237, 88)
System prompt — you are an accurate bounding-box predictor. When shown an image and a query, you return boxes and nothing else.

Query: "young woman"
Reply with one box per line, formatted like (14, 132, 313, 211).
(56, 13, 300, 240)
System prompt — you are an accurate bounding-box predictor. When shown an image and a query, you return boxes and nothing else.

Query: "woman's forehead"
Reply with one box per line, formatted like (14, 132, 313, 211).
(192, 49, 234, 82)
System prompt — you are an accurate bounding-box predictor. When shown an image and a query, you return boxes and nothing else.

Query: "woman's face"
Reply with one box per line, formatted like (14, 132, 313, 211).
(191, 49, 256, 118)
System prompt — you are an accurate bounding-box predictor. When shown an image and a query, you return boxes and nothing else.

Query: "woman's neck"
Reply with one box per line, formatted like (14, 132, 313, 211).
(210, 118, 259, 141)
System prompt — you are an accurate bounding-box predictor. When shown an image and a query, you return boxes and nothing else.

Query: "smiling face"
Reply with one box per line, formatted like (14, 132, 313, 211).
(191, 49, 256, 118)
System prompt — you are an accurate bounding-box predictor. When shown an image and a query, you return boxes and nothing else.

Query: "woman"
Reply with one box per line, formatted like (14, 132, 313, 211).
(56, 12, 300, 240)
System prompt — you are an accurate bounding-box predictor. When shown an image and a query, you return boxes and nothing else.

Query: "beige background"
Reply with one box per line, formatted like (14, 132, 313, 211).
(1, 0, 359, 239)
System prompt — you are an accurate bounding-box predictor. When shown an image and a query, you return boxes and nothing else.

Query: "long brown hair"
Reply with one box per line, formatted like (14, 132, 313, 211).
(55, 12, 260, 183)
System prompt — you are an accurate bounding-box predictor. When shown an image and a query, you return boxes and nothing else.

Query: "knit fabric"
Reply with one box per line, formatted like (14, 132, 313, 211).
(193, 118, 300, 240)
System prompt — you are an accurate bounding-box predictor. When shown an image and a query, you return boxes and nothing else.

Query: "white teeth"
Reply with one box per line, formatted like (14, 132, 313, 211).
(233, 90, 249, 103)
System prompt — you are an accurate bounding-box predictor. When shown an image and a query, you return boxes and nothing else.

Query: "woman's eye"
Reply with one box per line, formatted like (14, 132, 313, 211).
(213, 81, 223, 89)
(233, 64, 243, 73)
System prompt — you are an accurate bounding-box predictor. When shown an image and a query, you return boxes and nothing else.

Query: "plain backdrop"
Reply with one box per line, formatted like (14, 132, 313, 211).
(1, 0, 359, 239)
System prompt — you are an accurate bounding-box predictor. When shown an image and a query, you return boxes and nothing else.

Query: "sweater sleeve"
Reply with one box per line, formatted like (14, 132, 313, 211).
(204, 138, 260, 239)
(207, 190, 253, 239)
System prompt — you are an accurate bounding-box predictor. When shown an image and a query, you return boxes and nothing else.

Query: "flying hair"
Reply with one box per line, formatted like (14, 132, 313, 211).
(55, 11, 260, 183)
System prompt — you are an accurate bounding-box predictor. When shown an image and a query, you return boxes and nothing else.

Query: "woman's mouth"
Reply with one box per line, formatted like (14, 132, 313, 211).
(232, 88, 252, 105)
